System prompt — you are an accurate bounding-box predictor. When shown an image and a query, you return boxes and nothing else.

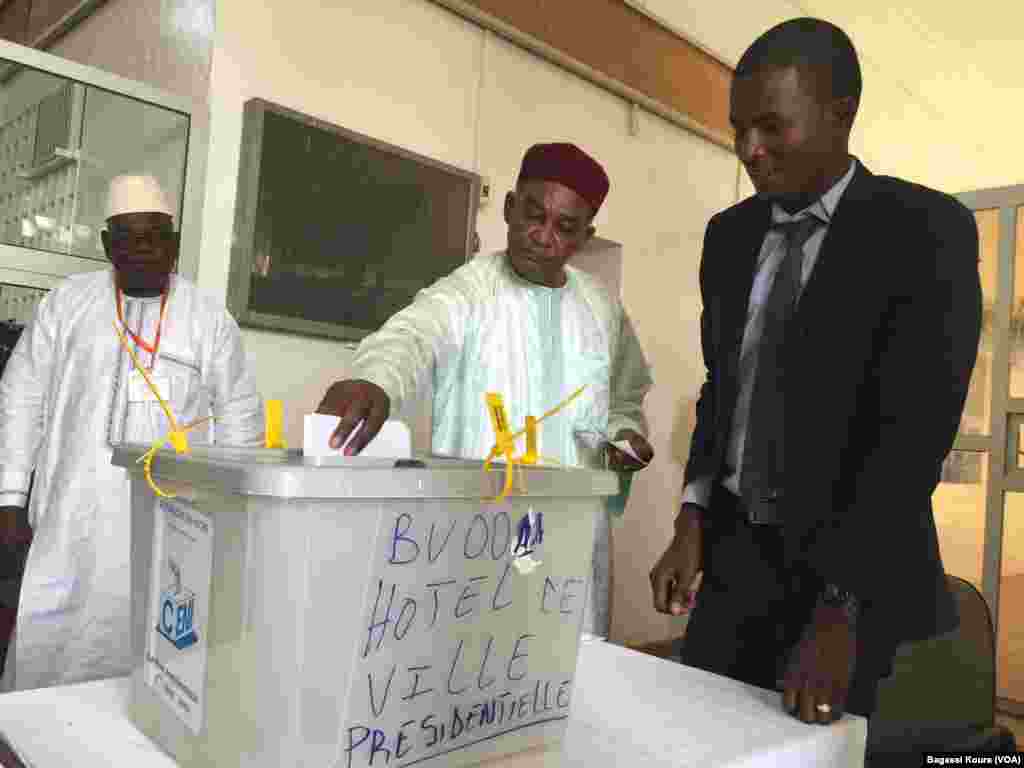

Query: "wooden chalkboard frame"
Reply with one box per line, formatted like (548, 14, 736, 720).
(227, 98, 481, 343)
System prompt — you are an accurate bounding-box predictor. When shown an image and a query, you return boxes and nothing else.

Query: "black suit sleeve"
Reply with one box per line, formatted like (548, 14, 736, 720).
(810, 195, 982, 604)
(683, 215, 720, 491)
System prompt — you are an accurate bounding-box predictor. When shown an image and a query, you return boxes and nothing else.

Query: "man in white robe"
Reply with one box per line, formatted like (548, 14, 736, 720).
(0, 175, 264, 691)
(318, 143, 654, 639)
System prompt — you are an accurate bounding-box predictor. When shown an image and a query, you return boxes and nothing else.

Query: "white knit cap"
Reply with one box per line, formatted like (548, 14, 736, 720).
(105, 174, 174, 220)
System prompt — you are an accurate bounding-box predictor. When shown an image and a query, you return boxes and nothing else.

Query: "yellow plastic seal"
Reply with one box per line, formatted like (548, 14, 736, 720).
(265, 399, 286, 449)
(522, 416, 538, 465)
(114, 322, 214, 498)
(483, 385, 586, 501)
(168, 430, 190, 453)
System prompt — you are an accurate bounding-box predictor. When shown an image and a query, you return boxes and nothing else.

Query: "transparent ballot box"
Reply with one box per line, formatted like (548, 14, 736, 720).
(111, 445, 616, 768)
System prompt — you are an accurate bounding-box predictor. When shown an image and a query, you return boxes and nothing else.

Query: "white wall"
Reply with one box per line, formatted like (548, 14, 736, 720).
(203, 0, 737, 647)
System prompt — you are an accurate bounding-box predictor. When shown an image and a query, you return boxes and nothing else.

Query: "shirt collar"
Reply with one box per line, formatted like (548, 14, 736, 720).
(771, 157, 857, 226)
(114, 271, 176, 302)
(502, 250, 570, 291)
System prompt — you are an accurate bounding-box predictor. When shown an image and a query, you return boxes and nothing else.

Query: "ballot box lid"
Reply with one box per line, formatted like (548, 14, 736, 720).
(110, 444, 619, 499)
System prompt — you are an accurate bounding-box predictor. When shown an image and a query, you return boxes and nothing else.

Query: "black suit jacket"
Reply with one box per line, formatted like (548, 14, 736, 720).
(684, 161, 982, 647)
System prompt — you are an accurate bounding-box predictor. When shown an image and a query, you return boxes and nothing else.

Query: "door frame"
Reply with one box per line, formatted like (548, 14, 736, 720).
(956, 184, 1024, 714)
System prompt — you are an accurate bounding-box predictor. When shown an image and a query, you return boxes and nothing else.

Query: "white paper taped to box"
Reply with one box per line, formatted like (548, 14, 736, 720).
(302, 414, 412, 459)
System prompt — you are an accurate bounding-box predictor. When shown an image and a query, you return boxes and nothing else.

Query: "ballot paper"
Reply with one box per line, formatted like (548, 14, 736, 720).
(611, 439, 648, 466)
(302, 414, 412, 459)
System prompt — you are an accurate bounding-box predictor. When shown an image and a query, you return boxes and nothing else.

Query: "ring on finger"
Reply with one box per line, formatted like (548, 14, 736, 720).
(815, 703, 832, 715)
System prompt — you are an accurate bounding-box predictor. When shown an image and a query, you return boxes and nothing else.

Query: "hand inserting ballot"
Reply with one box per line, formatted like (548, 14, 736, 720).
(317, 379, 391, 456)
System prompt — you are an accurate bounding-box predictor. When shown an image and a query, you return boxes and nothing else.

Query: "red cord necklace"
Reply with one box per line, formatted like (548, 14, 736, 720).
(115, 284, 169, 371)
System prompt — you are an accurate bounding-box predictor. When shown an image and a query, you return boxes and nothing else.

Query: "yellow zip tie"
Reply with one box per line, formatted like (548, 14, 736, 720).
(521, 417, 562, 466)
(482, 385, 586, 501)
(114, 322, 214, 499)
(483, 393, 526, 501)
(138, 437, 172, 497)
(506, 385, 586, 444)
(522, 416, 538, 465)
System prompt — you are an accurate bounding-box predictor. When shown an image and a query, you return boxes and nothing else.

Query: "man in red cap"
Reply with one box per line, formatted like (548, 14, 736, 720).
(318, 142, 654, 639)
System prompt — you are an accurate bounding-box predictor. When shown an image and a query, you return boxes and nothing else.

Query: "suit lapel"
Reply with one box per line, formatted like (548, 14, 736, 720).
(794, 164, 875, 327)
(722, 202, 772, 353)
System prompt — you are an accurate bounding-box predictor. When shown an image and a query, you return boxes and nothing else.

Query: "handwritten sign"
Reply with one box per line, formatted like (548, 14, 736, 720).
(340, 499, 593, 768)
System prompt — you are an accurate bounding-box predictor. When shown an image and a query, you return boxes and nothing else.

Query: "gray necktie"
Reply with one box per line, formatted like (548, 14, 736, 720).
(739, 216, 822, 524)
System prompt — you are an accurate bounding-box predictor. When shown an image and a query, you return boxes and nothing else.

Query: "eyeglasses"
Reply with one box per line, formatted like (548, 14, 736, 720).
(107, 229, 177, 248)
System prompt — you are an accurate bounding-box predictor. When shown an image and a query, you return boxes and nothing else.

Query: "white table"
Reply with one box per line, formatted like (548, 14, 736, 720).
(0, 641, 866, 767)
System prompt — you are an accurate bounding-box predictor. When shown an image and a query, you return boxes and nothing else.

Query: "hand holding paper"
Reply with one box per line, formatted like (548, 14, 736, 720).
(315, 379, 390, 455)
(607, 429, 653, 471)
(303, 414, 411, 459)
(611, 440, 649, 466)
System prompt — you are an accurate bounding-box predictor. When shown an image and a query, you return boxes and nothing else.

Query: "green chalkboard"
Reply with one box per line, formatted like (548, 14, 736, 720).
(228, 98, 480, 342)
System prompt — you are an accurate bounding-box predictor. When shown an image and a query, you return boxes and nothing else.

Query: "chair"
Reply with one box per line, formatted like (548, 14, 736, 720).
(865, 574, 1017, 766)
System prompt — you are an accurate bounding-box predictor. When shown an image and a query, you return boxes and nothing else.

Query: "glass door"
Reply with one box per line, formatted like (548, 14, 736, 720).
(940, 185, 1024, 714)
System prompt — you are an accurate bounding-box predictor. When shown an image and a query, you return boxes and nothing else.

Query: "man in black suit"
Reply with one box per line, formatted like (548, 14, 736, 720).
(650, 18, 981, 724)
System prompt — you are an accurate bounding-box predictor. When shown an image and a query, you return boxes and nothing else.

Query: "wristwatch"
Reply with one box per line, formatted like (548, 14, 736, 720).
(821, 583, 859, 624)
